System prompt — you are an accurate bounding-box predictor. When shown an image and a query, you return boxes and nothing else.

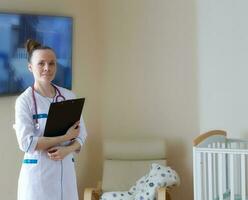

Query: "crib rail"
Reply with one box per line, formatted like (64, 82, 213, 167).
(193, 130, 227, 147)
(193, 130, 248, 200)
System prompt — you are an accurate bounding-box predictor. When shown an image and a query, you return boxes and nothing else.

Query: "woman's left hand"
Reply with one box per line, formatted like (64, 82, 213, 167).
(47, 146, 70, 161)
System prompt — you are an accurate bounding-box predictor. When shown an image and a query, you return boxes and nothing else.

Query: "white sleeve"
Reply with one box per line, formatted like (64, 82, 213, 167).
(67, 90, 87, 152)
(75, 116, 87, 152)
(14, 96, 38, 153)
(67, 91, 87, 153)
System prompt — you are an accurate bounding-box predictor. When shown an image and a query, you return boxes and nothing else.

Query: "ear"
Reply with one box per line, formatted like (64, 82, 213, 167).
(28, 63, 32, 72)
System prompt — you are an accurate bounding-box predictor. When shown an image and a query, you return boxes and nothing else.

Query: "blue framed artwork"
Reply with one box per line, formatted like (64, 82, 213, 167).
(0, 12, 73, 95)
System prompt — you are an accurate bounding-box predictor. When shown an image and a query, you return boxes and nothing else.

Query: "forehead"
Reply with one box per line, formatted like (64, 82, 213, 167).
(31, 49, 56, 61)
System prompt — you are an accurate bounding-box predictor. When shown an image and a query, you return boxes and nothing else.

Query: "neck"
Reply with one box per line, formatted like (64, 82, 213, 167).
(34, 82, 55, 98)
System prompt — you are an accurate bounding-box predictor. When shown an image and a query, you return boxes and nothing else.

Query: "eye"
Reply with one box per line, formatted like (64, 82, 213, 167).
(38, 62, 45, 66)
(49, 62, 55, 66)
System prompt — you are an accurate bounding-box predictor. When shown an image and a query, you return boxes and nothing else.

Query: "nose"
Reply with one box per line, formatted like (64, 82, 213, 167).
(43, 63, 49, 71)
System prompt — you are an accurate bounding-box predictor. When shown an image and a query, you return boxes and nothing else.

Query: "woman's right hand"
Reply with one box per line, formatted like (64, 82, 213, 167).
(65, 121, 80, 141)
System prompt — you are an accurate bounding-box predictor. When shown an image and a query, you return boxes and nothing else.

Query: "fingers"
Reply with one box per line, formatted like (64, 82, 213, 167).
(47, 147, 59, 159)
(74, 121, 80, 129)
(47, 147, 58, 153)
(50, 156, 61, 161)
(47, 146, 67, 161)
(66, 122, 80, 141)
(50, 155, 62, 161)
(48, 151, 61, 160)
(74, 120, 80, 126)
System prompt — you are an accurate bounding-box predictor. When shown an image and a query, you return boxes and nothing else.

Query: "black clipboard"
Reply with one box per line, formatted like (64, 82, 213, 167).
(44, 98, 85, 137)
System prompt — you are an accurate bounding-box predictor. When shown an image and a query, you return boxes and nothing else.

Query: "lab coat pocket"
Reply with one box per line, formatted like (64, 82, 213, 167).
(19, 154, 42, 200)
(22, 154, 39, 166)
(21, 154, 41, 182)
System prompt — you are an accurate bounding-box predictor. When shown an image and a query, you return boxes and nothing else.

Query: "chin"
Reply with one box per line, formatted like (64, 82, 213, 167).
(40, 78, 54, 83)
(42, 75, 54, 80)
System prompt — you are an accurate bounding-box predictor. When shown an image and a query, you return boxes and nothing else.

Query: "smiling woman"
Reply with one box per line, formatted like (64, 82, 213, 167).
(13, 39, 87, 200)
(26, 40, 57, 92)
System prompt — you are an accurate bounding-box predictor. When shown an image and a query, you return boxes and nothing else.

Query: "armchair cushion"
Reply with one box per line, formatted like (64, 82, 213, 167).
(102, 160, 166, 191)
(102, 139, 167, 192)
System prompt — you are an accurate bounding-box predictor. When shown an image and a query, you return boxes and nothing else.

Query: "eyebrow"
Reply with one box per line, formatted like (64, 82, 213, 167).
(38, 59, 56, 62)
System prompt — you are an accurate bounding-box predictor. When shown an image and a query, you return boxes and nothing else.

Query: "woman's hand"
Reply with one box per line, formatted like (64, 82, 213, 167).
(47, 146, 70, 161)
(47, 140, 81, 160)
(65, 121, 80, 141)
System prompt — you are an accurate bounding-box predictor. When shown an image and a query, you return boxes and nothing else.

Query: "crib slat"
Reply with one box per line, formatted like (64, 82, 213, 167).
(208, 152, 214, 199)
(221, 143, 227, 192)
(230, 154, 234, 200)
(203, 152, 208, 200)
(241, 154, 246, 200)
(213, 144, 218, 199)
(218, 153, 224, 200)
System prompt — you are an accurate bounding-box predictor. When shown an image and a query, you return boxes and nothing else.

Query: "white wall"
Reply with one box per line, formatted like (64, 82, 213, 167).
(99, 1, 198, 199)
(0, 1, 102, 199)
(197, 0, 248, 138)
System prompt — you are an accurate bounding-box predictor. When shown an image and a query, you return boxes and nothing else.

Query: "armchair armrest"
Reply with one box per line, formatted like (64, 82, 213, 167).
(157, 187, 171, 200)
(84, 182, 102, 200)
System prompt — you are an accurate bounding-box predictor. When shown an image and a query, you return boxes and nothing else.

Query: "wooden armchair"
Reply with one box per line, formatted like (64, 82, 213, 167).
(84, 139, 172, 200)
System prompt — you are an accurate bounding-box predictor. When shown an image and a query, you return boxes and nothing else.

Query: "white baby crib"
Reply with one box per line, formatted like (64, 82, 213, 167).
(193, 130, 248, 200)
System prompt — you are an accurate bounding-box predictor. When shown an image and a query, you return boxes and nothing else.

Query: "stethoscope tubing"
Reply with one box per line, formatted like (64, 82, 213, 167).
(32, 84, 66, 129)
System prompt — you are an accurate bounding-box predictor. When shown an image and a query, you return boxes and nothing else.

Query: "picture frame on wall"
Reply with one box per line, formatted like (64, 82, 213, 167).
(0, 12, 73, 95)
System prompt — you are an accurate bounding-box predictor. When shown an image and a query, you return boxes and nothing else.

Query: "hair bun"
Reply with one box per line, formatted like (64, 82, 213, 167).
(25, 39, 41, 54)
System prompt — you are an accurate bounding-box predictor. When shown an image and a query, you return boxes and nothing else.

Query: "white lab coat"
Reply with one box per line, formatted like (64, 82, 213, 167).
(14, 85, 87, 200)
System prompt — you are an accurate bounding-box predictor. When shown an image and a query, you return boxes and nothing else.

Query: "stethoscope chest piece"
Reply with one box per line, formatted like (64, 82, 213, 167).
(56, 95, 66, 102)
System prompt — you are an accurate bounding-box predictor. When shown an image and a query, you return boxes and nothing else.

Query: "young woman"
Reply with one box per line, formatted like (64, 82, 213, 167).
(14, 39, 87, 200)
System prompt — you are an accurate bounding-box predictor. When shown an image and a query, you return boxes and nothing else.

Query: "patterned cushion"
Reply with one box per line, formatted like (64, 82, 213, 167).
(101, 191, 133, 200)
(129, 174, 148, 194)
(100, 163, 180, 200)
(132, 163, 180, 200)
(149, 163, 180, 187)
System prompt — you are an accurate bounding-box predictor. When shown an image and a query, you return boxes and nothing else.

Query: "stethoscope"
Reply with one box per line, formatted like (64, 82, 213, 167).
(32, 84, 66, 130)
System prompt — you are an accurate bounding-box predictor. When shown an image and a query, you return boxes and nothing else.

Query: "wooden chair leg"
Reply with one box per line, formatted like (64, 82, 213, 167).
(157, 187, 166, 200)
(157, 187, 172, 200)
